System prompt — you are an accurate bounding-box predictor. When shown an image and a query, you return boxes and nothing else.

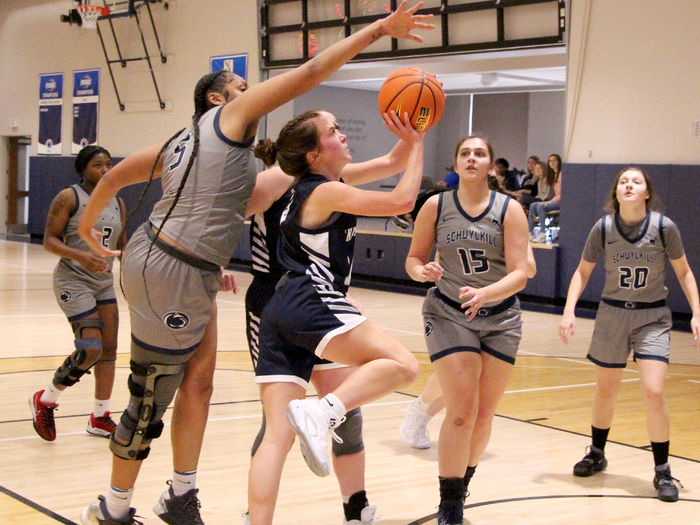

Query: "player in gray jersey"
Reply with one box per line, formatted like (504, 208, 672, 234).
(560, 167, 700, 502)
(29, 146, 126, 443)
(405, 136, 530, 525)
(77, 4, 434, 524)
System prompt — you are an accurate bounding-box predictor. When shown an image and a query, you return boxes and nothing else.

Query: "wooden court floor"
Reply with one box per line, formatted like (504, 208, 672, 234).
(1, 239, 699, 524)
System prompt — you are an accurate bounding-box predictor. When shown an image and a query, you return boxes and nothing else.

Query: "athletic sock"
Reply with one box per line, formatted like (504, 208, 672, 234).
(463, 465, 477, 489)
(342, 490, 368, 521)
(320, 393, 347, 428)
(93, 399, 110, 418)
(591, 426, 610, 451)
(172, 469, 197, 496)
(40, 383, 61, 404)
(106, 486, 133, 520)
(651, 441, 670, 467)
(415, 396, 430, 410)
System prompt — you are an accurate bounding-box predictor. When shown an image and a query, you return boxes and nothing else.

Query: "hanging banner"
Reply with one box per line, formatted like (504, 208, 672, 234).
(38, 73, 63, 155)
(72, 68, 100, 154)
(209, 53, 248, 79)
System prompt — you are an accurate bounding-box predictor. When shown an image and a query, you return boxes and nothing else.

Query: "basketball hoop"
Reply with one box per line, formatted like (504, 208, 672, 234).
(77, 4, 109, 29)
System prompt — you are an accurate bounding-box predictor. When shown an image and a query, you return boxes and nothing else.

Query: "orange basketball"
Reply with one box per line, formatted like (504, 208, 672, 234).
(378, 68, 445, 133)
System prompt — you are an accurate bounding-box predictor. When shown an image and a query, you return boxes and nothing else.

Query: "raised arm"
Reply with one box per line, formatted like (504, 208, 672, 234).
(78, 142, 164, 256)
(559, 258, 596, 344)
(304, 133, 424, 225)
(669, 255, 700, 347)
(341, 111, 422, 186)
(220, 1, 433, 142)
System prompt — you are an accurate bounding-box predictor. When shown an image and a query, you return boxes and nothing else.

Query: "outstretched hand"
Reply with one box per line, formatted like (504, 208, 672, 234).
(381, 1, 434, 43)
(382, 110, 423, 145)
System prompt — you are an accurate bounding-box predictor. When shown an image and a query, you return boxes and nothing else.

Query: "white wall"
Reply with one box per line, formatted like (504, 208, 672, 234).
(0, 0, 261, 233)
(566, 0, 700, 163)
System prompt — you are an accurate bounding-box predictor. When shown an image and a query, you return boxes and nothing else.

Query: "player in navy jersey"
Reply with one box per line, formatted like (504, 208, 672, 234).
(246, 108, 425, 524)
(559, 167, 700, 502)
(244, 120, 418, 524)
(78, 4, 433, 523)
(29, 146, 126, 443)
(405, 136, 530, 525)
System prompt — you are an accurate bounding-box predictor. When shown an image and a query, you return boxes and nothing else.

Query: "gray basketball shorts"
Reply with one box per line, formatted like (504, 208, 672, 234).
(588, 302, 672, 367)
(53, 266, 116, 321)
(422, 287, 522, 364)
(120, 226, 222, 353)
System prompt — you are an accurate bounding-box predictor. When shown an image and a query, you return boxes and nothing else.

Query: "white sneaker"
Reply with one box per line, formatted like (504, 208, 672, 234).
(343, 505, 379, 525)
(286, 398, 332, 477)
(81, 495, 141, 524)
(399, 399, 431, 449)
(531, 232, 547, 243)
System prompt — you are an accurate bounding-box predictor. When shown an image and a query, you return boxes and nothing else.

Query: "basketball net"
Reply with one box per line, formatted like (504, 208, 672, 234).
(78, 4, 109, 29)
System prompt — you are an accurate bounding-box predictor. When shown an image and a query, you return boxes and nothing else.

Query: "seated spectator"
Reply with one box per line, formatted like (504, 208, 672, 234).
(434, 166, 459, 190)
(528, 160, 562, 242)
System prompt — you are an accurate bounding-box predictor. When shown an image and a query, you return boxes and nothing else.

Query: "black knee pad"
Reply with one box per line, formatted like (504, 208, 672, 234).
(332, 407, 364, 456)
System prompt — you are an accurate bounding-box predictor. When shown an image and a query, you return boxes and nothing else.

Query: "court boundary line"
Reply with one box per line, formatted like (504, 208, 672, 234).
(0, 484, 77, 524)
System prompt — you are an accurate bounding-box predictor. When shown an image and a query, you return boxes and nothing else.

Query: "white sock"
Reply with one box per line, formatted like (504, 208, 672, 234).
(319, 394, 347, 428)
(94, 399, 110, 417)
(172, 470, 197, 496)
(415, 396, 429, 409)
(40, 383, 61, 404)
(106, 486, 133, 520)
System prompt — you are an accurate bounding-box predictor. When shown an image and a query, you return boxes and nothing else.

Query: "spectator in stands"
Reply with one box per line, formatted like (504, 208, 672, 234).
(434, 167, 459, 190)
(528, 160, 562, 242)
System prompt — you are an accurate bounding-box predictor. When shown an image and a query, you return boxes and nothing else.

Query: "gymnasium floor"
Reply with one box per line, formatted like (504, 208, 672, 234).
(1, 239, 698, 524)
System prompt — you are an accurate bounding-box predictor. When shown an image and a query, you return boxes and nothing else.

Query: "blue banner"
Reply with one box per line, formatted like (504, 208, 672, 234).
(72, 69, 100, 154)
(38, 73, 63, 155)
(209, 53, 248, 79)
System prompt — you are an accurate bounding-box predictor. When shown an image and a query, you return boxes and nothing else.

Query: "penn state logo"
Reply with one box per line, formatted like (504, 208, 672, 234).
(648, 237, 657, 245)
(60, 290, 72, 302)
(424, 321, 434, 337)
(163, 311, 189, 330)
(491, 217, 500, 225)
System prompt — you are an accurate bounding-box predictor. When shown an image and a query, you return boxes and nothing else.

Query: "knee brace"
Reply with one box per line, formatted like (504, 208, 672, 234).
(54, 348, 92, 387)
(332, 407, 364, 456)
(70, 317, 103, 338)
(110, 343, 190, 461)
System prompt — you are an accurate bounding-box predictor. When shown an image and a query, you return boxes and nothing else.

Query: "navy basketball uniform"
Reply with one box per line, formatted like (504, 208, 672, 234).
(255, 174, 365, 388)
(581, 212, 684, 366)
(423, 190, 522, 364)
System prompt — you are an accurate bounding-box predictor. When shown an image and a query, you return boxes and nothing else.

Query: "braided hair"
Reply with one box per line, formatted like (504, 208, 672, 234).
(254, 110, 321, 177)
(136, 70, 233, 318)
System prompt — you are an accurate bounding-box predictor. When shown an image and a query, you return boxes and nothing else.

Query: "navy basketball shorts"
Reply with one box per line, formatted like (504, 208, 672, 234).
(255, 274, 365, 389)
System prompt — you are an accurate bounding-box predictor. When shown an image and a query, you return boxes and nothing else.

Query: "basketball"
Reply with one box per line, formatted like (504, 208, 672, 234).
(378, 68, 445, 133)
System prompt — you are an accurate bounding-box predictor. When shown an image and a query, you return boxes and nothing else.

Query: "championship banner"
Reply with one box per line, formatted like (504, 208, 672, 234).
(38, 73, 63, 155)
(72, 68, 100, 154)
(209, 53, 248, 79)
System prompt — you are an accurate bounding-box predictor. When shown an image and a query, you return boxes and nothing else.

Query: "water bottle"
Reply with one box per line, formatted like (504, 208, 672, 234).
(545, 227, 552, 245)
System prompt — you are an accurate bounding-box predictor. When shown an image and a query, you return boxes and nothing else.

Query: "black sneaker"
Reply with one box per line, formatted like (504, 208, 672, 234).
(437, 499, 464, 525)
(654, 464, 681, 502)
(153, 481, 204, 524)
(573, 446, 607, 477)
